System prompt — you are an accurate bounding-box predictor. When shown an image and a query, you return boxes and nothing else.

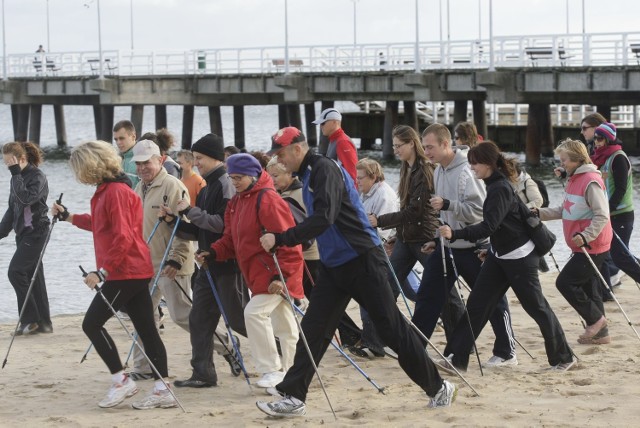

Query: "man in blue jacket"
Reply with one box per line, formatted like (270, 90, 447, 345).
(256, 127, 456, 418)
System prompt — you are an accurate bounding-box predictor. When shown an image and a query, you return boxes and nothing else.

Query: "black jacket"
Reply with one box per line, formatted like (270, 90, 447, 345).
(177, 164, 237, 275)
(0, 164, 50, 239)
(376, 160, 439, 244)
(452, 171, 529, 255)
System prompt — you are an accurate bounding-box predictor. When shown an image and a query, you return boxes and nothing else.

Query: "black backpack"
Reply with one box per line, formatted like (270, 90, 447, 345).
(524, 177, 550, 208)
(256, 188, 315, 251)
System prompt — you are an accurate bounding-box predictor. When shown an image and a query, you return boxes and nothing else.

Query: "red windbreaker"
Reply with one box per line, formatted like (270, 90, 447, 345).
(72, 181, 154, 280)
(211, 172, 304, 298)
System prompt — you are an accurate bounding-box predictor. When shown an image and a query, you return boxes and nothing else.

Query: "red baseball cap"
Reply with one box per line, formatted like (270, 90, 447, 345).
(267, 127, 306, 155)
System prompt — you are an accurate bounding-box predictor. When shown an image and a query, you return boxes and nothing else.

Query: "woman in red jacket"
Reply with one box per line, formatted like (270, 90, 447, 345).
(51, 141, 175, 410)
(203, 153, 304, 389)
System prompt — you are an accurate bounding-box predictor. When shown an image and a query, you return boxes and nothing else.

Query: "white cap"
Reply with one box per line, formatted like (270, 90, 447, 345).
(131, 140, 161, 162)
(312, 108, 342, 125)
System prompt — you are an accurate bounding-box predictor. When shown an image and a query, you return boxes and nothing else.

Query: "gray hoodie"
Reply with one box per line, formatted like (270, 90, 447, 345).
(434, 146, 488, 249)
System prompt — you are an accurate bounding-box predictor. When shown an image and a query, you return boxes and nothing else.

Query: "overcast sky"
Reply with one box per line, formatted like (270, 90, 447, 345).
(3, 0, 639, 54)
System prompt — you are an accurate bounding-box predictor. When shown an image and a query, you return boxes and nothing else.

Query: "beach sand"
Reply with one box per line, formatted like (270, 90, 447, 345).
(1, 271, 639, 427)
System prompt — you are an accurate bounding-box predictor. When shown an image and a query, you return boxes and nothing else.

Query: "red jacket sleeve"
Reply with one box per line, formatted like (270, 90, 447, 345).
(71, 213, 92, 231)
(211, 200, 237, 261)
(336, 139, 358, 185)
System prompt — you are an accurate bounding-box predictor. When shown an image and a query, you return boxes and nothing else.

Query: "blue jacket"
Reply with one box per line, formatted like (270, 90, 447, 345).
(276, 151, 380, 267)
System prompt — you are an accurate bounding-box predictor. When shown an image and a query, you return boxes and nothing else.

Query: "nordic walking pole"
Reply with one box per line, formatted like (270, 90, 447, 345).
(271, 252, 337, 420)
(3, 193, 63, 369)
(377, 235, 414, 318)
(289, 300, 385, 394)
(78, 266, 187, 413)
(439, 236, 483, 376)
(201, 258, 252, 389)
(579, 245, 640, 342)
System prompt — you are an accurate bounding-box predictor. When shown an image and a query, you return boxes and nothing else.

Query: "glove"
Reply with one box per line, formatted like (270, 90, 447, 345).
(56, 203, 70, 221)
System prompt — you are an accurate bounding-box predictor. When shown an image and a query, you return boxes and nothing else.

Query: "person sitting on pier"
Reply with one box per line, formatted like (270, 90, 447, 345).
(113, 120, 140, 188)
(312, 108, 358, 186)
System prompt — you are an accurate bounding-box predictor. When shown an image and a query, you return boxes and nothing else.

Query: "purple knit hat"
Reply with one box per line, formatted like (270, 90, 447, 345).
(594, 122, 617, 142)
(226, 153, 262, 177)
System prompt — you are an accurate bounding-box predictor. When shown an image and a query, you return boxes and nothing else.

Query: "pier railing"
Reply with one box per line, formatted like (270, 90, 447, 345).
(3, 31, 640, 78)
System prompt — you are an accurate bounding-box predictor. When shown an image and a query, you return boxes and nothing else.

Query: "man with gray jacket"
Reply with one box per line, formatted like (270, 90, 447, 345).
(417, 124, 517, 368)
(130, 139, 194, 379)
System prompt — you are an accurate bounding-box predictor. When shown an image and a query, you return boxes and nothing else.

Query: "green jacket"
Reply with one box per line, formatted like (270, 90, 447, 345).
(121, 147, 140, 188)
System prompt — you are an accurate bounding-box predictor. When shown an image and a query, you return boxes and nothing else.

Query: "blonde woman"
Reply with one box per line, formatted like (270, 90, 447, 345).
(51, 141, 176, 410)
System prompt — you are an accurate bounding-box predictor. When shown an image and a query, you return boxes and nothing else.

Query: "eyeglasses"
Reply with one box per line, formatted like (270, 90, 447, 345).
(581, 125, 593, 132)
(229, 175, 246, 182)
(595, 135, 606, 142)
(392, 142, 408, 150)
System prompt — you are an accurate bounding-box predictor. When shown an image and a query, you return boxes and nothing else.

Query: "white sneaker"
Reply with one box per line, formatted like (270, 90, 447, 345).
(427, 379, 457, 408)
(256, 397, 306, 417)
(131, 386, 178, 410)
(611, 271, 625, 287)
(256, 371, 286, 388)
(483, 355, 518, 368)
(98, 375, 139, 408)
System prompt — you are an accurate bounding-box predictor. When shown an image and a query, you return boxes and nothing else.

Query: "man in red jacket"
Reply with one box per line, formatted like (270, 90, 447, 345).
(312, 108, 358, 185)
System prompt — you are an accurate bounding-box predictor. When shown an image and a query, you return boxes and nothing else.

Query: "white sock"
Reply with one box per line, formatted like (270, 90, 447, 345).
(111, 370, 125, 384)
(155, 379, 168, 391)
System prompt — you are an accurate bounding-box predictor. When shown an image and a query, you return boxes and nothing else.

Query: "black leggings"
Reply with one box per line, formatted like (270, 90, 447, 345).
(82, 278, 168, 378)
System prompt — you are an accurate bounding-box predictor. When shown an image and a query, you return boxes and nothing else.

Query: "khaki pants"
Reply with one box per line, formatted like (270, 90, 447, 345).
(244, 293, 297, 374)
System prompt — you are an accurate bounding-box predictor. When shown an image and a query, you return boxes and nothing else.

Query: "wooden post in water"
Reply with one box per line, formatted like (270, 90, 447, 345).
(28, 104, 42, 145)
(11, 105, 19, 140)
(92, 105, 102, 141)
(278, 104, 289, 128)
(454, 100, 467, 126)
(233, 105, 245, 150)
(404, 100, 419, 131)
(287, 104, 302, 130)
(526, 103, 553, 165)
(304, 103, 317, 147)
(472, 100, 488, 140)
(53, 105, 67, 147)
(181, 105, 195, 149)
(131, 105, 144, 136)
(100, 106, 114, 142)
(208, 106, 223, 138)
(318, 101, 334, 155)
(596, 105, 611, 121)
(383, 101, 399, 160)
(155, 105, 167, 130)
(13, 105, 30, 142)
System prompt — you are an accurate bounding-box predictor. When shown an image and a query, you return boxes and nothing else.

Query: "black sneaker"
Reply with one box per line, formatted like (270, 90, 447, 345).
(11, 323, 39, 337)
(224, 350, 242, 377)
(37, 323, 53, 334)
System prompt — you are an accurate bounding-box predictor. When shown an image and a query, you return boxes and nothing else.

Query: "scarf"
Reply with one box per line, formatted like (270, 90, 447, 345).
(591, 144, 622, 167)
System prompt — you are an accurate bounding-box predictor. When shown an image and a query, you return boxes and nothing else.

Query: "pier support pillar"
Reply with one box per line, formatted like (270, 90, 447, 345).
(28, 104, 42, 145)
(53, 105, 67, 147)
(208, 106, 223, 138)
(93, 105, 101, 140)
(131, 105, 144, 136)
(318, 101, 334, 155)
(526, 103, 554, 165)
(99, 105, 114, 142)
(233, 105, 245, 150)
(181, 105, 195, 149)
(287, 104, 302, 130)
(383, 101, 399, 160)
(14, 105, 30, 142)
(454, 100, 468, 126)
(304, 103, 317, 147)
(155, 105, 167, 130)
(596, 104, 611, 121)
(278, 104, 289, 128)
(404, 101, 419, 131)
(472, 100, 488, 140)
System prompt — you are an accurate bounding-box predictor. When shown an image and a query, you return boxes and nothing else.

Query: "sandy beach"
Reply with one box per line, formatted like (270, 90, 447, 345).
(1, 270, 639, 427)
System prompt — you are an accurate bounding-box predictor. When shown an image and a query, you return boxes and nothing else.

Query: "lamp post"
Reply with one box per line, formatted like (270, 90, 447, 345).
(284, 0, 289, 75)
(97, 0, 103, 78)
(414, 0, 420, 72)
(351, 0, 359, 47)
(130, 0, 134, 50)
(2, 0, 6, 80)
(46, 0, 50, 52)
(489, 0, 494, 71)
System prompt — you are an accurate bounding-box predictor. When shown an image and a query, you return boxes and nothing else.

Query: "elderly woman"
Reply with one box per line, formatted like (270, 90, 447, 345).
(51, 141, 175, 410)
(538, 139, 613, 345)
(0, 142, 52, 335)
(206, 153, 304, 389)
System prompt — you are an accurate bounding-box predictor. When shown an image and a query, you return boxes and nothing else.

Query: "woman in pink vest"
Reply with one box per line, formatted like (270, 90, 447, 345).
(537, 139, 613, 345)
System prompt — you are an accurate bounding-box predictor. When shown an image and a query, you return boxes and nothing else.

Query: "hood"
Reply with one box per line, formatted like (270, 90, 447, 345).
(104, 171, 134, 188)
(571, 163, 601, 177)
(443, 146, 470, 172)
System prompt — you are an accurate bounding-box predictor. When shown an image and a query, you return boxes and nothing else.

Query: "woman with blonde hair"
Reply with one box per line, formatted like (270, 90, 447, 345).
(51, 141, 176, 410)
(537, 139, 613, 345)
(368, 125, 439, 303)
(0, 142, 52, 335)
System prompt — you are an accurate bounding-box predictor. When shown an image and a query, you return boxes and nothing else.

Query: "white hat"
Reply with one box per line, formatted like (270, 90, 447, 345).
(312, 108, 342, 125)
(131, 139, 161, 162)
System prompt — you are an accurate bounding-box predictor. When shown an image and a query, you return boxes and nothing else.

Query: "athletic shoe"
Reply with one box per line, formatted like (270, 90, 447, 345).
(223, 345, 243, 377)
(349, 345, 385, 359)
(129, 371, 154, 381)
(98, 375, 139, 408)
(578, 326, 611, 345)
(131, 386, 178, 410)
(434, 354, 463, 375)
(610, 271, 625, 287)
(265, 386, 285, 397)
(483, 355, 518, 368)
(547, 359, 576, 372)
(36, 323, 53, 333)
(256, 371, 286, 388)
(174, 377, 217, 388)
(580, 316, 607, 340)
(427, 380, 457, 408)
(11, 323, 39, 336)
(256, 397, 306, 418)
